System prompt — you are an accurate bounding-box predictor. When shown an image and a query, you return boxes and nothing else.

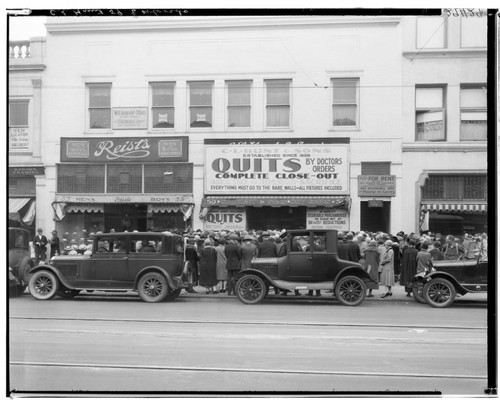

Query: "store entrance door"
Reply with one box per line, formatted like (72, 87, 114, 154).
(104, 204, 148, 232)
(360, 201, 390, 233)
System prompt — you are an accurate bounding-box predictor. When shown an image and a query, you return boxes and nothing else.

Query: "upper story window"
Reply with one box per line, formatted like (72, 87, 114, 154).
(151, 82, 175, 129)
(460, 85, 487, 141)
(265, 79, 290, 128)
(460, 15, 487, 48)
(9, 100, 30, 152)
(415, 86, 446, 141)
(422, 175, 487, 201)
(189, 81, 213, 128)
(332, 78, 359, 128)
(227, 80, 251, 128)
(416, 17, 446, 49)
(88, 83, 111, 130)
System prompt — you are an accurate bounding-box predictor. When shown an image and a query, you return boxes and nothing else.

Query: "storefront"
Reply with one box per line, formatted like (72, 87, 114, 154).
(53, 136, 193, 234)
(200, 138, 351, 231)
(8, 166, 43, 236)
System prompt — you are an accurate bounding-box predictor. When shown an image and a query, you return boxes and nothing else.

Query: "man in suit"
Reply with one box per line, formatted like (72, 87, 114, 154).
(33, 228, 48, 264)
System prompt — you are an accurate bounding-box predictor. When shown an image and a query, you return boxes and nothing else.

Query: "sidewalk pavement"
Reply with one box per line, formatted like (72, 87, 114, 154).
(186, 283, 487, 303)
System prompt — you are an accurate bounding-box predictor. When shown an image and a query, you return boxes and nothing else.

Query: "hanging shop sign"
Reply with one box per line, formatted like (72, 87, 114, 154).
(368, 200, 384, 207)
(60, 136, 188, 162)
(204, 138, 350, 195)
(54, 193, 194, 204)
(358, 175, 396, 197)
(203, 208, 246, 231)
(112, 107, 148, 130)
(306, 209, 349, 230)
(9, 166, 45, 176)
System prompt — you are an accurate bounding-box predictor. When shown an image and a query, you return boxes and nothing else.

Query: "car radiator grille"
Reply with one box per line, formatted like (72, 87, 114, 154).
(257, 265, 278, 279)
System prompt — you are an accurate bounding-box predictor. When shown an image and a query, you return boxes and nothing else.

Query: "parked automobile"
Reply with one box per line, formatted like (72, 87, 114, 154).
(27, 231, 196, 303)
(412, 255, 487, 308)
(8, 227, 34, 296)
(234, 229, 376, 306)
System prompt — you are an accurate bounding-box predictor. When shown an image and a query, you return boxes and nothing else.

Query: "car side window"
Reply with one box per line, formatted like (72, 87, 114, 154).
(175, 237, 184, 256)
(311, 233, 327, 253)
(134, 237, 162, 254)
(291, 233, 308, 252)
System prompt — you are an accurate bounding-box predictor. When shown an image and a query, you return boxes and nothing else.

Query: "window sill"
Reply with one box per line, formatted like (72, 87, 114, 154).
(85, 130, 114, 134)
(328, 128, 361, 133)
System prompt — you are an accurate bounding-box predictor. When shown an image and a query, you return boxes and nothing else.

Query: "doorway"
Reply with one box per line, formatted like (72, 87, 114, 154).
(360, 201, 390, 233)
(104, 204, 148, 232)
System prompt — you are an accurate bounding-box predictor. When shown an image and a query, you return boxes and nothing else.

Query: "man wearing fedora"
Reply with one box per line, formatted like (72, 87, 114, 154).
(33, 228, 48, 264)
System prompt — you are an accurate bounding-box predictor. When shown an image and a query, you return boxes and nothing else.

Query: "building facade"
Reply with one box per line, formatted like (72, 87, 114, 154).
(9, 15, 488, 237)
(8, 37, 46, 238)
(401, 14, 488, 235)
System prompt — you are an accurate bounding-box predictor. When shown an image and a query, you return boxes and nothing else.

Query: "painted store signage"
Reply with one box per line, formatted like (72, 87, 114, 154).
(204, 138, 350, 195)
(306, 209, 350, 230)
(112, 107, 148, 130)
(60, 136, 188, 162)
(203, 208, 246, 231)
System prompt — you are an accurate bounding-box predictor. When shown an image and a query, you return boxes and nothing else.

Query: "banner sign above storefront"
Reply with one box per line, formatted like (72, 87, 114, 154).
(9, 166, 45, 176)
(203, 208, 246, 231)
(54, 193, 193, 204)
(358, 175, 396, 197)
(306, 209, 349, 230)
(112, 107, 148, 130)
(60, 136, 188, 162)
(204, 139, 349, 195)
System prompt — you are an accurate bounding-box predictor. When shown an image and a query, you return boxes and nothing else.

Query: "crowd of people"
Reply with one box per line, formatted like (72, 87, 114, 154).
(32, 226, 488, 299)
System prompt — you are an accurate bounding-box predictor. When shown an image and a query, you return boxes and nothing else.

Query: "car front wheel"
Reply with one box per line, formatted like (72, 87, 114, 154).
(423, 278, 456, 308)
(29, 270, 59, 300)
(138, 272, 169, 303)
(235, 275, 267, 305)
(335, 275, 366, 306)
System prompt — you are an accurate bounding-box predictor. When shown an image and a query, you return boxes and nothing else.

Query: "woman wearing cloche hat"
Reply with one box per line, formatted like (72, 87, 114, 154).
(379, 240, 395, 298)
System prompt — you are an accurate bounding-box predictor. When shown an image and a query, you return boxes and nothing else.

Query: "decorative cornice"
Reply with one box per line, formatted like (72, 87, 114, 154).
(46, 16, 401, 35)
(9, 64, 46, 72)
(403, 49, 487, 59)
(402, 143, 487, 152)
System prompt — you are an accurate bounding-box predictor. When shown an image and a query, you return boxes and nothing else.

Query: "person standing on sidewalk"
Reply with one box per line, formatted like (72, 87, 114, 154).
(215, 237, 228, 293)
(33, 228, 48, 264)
(379, 240, 395, 298)
(400, 239, 418, 297)
(225, 235, 242, 296)
(363, 240, 380, 297)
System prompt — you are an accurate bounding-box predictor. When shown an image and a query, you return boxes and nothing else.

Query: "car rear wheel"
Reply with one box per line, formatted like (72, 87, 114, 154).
(19, 256, 35, 284)
(412, 281, 426, 304)
(138, 272, 169, 303)
(423, 278, 456, 308)
(335, 275, 366, 306)
(235, 275, 267, 305)
(29, 270, 59, 300)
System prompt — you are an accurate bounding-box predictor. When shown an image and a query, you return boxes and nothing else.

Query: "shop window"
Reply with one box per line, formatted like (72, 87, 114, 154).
(9, 100, 30, 152)
(227, 80, 251, 128)
(415, 86, 446, 141)
(87, 83, 111, 130)
(361, 162, 390, 175)
(144, 163, 193, 193)
(57, 164, 105, 193)
(107, 164, 142, 193)
(332, 78, 359, 128)
(151, 82, 174, 129)
(460, 85, 487, 141)
(265, 79, 291, 128)
(460, 14, 487, 48)
(422, 175, 487, 201)
(416, 16, 446, 49)
(189, 81, 213, 128)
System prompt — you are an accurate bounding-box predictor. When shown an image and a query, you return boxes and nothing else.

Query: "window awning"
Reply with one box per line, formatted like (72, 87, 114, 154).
(421, 203, 487, 214)
(9, 198, 35, 225)
(9, 198, 30, 213)
(67, 204, 105, 214)
(201, 195, 350, 208)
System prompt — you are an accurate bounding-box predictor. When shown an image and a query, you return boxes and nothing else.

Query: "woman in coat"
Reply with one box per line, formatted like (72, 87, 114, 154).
(363, 240, 380, 298)
(215, 237, 228, 293)
(225, 236, 242, 296)
(379, 240, 395, 298)
(199, 238, 218, 294)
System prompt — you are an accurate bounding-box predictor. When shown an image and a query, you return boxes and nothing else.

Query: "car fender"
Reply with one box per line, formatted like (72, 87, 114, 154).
(235, 269, 275, 287)
(29, 264, 73, 288)
(133, 266, 177, 290)
(333, 266, 373, 287)
(421, 271, 468, 296)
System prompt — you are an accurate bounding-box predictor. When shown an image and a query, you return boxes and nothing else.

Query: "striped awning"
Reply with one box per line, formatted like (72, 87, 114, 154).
(67, 204, 104, 214)
(421, 203, 487, 214)
(201, 195, 350, 208)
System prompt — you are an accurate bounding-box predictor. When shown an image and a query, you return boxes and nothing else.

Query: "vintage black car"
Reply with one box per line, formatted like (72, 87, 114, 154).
(235, 229, 376, 306)
(9, 227, 35, 296)
(27, 231, 195, 303)
(412, 255, 487, 308)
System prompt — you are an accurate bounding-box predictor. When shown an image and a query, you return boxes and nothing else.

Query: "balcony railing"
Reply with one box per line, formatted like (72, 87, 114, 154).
(10, 41, 31, 59)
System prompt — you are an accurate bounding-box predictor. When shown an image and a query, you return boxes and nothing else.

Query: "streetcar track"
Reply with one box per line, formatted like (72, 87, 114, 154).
(10, 361, 487, 380)
(9, 315, 487, 331)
